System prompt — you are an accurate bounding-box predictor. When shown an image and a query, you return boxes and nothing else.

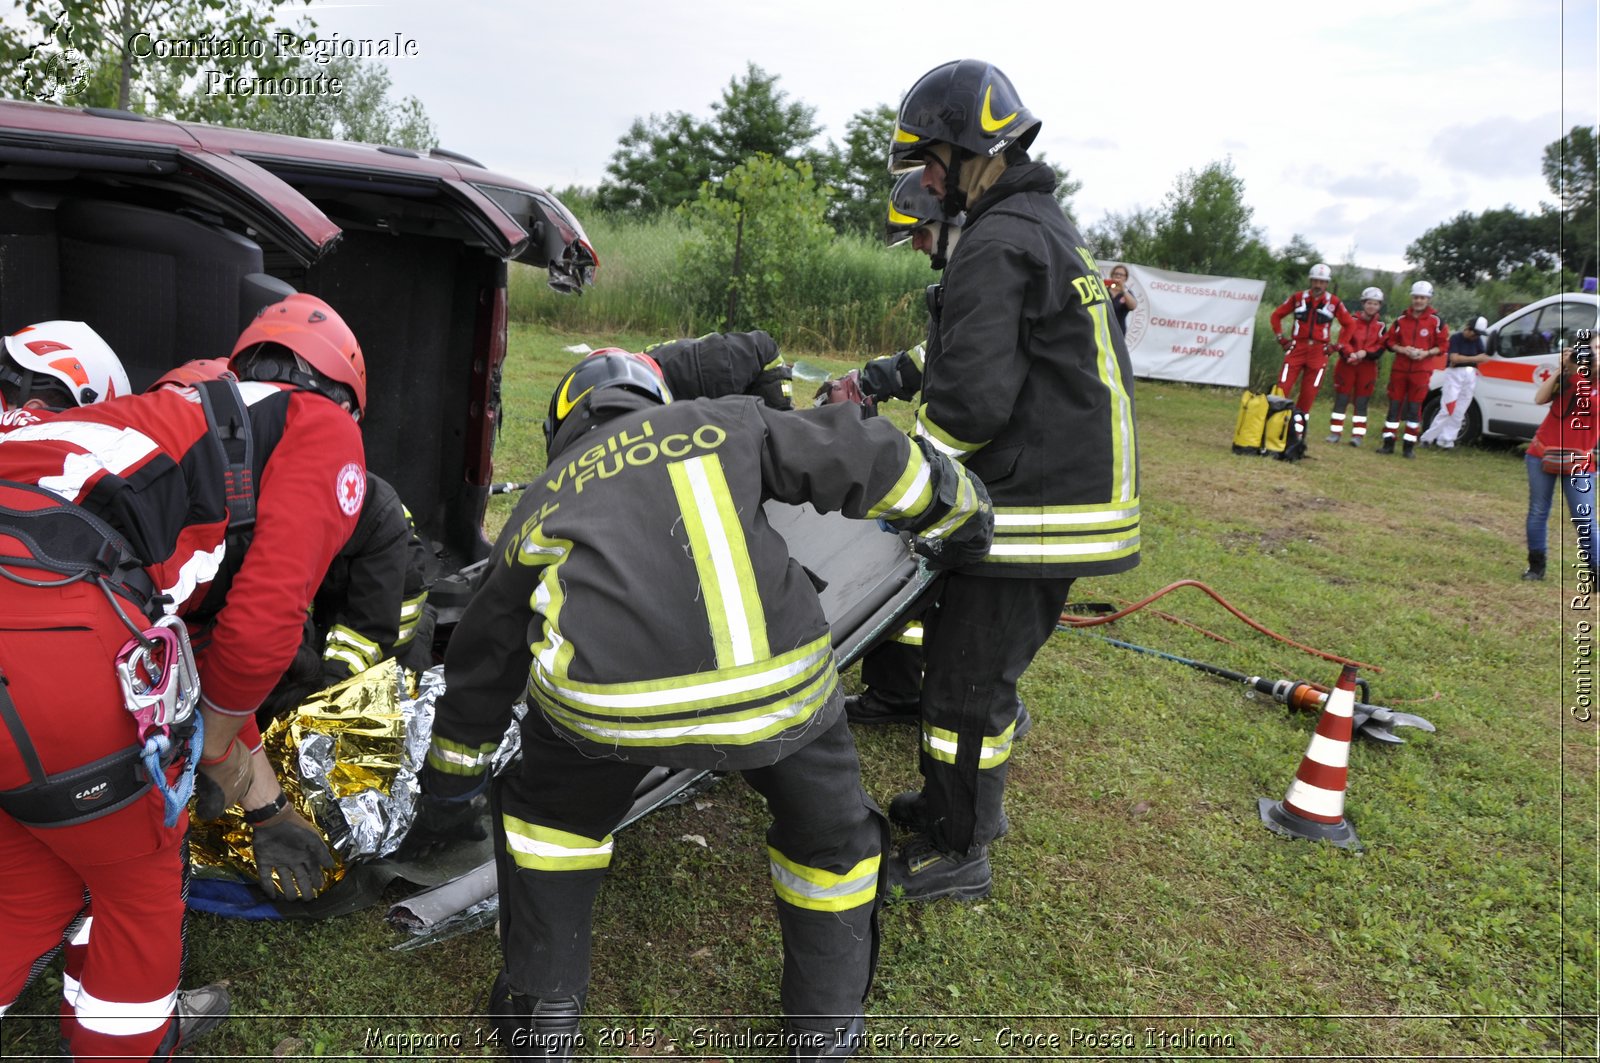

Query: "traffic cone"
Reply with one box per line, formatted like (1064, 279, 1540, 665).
(1258, 663, 1361, 849)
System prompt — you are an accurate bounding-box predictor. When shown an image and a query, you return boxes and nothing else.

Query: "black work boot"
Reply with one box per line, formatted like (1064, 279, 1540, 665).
(885, 836, 992, 903)
(843, 690, 918, 725)
(889, 790, 1009, 839)
(1523, 550, 1547, 581)
(490, 970, 583, 1061)
(1402, 442, 1416, 459)
(1377, 439, 1395, 455)
(788, 1014, 865, 1059)
(176, 983, 231, 1048)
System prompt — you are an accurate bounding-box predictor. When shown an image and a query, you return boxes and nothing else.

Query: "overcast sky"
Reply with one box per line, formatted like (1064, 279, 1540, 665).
(285, 1, 1591, 272)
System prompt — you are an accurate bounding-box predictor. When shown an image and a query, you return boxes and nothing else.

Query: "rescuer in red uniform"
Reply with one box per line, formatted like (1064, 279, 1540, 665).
(0, 294, 366, 1061)
(1268, 263, 1356, 451)
(1326, 286, 1388, 445)
(1379, 281, 1448, 458)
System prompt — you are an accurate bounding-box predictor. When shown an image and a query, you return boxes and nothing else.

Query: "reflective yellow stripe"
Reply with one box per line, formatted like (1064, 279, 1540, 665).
(992, 501, 1140, 532)
(921, 719, 1017, 768)
(914, 404, 986, 460)
(669, 454, 769, 668)
(987, 501, 1140, 563)
(396, 591, 428, 646)
(907, 343, 926, 372)
(893, 125, 920, 143)
(891, 622, 923, 646)
(539, 665, 837, 750)
(324, 624, 380, 670)
(503, 816, 614, 871)
(918, 469, 984, 542)
(426, 735, 498, 776)
(768, 848, 879, 912)
(1076, 254, 1137, 504)
(865, 443, 933, 521)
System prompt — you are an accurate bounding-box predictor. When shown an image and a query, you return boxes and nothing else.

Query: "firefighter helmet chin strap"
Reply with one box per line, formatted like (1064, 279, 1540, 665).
(939, 148, 970, 218)
(929, 224, 950, 271)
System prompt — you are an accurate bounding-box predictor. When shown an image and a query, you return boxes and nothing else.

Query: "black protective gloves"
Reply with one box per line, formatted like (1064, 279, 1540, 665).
(252, 804, 336, 900)
(394, 791, 488, 861)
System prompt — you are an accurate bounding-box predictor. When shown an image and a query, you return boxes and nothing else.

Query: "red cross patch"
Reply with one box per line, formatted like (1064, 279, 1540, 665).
(1535, 365, 1554, 383)
(336, 462, 365, 517)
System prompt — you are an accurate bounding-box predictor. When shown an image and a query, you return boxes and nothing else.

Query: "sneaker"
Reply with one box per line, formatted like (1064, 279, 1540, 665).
(1324, 433, 1341, 444)
(843, 690, 918, 726)
(176, 983, 230, 1047)
(788, 1014, 865, 1060)
(885, 836, 992, 902)
(888, 790, 1009, 839)
(1349, 436, 1363, 447)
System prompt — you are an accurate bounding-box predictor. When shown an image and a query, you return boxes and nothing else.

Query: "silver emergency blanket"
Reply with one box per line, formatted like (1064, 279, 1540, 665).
(190, 660, 518, 883)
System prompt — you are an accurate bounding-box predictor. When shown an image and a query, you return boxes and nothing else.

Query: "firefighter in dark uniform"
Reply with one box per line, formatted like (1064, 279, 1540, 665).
(256, 471, 436, 722)
(867, 59, 1141, 901)
(840, 169, 966, 723)
(644, 329, 794, 409)
(0, 294, 366, 1060)
(408, 350, 992, 1060)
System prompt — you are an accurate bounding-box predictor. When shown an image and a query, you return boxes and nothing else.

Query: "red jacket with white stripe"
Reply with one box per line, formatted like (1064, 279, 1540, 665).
(1269, 289, 1356, 354)
(0, 382, 364, 721)
(1384, 307, 1449, 371)
(1338, 312, 1387, 362)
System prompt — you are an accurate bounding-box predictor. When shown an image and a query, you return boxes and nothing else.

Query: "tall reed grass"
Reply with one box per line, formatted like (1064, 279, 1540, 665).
(511, 211, 936, 355)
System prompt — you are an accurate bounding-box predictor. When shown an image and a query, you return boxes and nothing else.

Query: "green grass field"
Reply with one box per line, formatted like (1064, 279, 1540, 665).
(4, 324, 1594, 1060)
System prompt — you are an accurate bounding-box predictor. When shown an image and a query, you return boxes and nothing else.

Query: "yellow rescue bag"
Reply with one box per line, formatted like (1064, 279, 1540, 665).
(1232, 390, 1295, 455)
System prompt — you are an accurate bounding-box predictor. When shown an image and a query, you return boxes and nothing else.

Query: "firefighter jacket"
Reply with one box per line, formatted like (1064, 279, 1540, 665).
(1385, 307, 1449, 371)
(1338, 312, 1387, 362)
(0, 382, 364, 724)
(313, 472, 434, 684)
(426, 397, 981, 781)
(645, 330, 793, 409)
(1270, 289, 1356, 353)
(918, 160, 1140, 579)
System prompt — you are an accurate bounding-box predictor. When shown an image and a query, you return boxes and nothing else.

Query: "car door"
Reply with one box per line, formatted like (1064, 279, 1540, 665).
(1476, 303, 1564, 439)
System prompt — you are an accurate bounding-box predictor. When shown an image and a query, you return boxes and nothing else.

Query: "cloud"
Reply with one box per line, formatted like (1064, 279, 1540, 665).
(1325, 170, 1423, 200)
(1430, 113, 1565, 178)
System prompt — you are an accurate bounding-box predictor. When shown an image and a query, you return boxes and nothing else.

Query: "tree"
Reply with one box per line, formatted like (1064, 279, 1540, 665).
(1085, 207, 1160, 267)
(820, 104, 896, 237)
(1542, 125, 1598, 278)
(2, 0, 313, 124)
(676, 154, 835, 335)
(597, 64, 823, 216)
(1148, 158, 1272, 277)
(1273, 234, 1323, 289)
(240, 57, 436, 148)
(1404, 207, 1559, 286)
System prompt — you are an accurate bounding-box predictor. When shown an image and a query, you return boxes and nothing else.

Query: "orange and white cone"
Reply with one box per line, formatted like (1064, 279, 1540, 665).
(1258, 663, 1361, 849)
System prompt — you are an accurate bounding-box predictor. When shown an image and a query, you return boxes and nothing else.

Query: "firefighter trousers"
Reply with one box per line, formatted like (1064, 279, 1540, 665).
(917, 572, 1074, 854)
(493, 707, 883, 1025)
(0, 578, 187, 1062)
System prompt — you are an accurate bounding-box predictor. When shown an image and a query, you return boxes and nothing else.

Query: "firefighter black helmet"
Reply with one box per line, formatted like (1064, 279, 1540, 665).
(888, 59, 1040, 174)
(885, 168, 965, 247)
(543, 348, 672, 451)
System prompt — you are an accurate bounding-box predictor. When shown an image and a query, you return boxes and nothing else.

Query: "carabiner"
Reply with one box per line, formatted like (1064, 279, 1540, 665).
(115, 615, 199, 743)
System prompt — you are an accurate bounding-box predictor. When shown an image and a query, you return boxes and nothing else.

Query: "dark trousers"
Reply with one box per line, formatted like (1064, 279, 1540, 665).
(918, 572, 1073, 853)
(494, 708, 882, 1024)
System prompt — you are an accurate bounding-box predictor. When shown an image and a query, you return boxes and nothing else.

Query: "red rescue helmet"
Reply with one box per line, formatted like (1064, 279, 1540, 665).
(147, 358, 236, 393)
(230, 293, 367, 414)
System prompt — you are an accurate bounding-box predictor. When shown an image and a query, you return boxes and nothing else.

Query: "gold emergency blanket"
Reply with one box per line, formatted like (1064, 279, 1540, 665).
(189, 661, 446, 885)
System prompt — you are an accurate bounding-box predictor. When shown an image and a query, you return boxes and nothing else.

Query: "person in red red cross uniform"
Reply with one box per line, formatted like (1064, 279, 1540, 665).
(1268, 263, 1356, 449)
(1326, 287, 1388, 446)
(1378, 280, 1449, 458)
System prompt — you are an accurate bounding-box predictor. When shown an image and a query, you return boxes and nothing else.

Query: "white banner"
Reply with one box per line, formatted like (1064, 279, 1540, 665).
(1107, 263, 1265, 388)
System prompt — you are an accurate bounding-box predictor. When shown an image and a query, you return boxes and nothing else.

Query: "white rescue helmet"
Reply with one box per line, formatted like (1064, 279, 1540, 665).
(1410, 280, 1435, 298)
(1308, 263, 1333, 281)
(2, 320, 131, 407)
(1360, 286, 1385, 302)
(1466, 316, 1488, 333)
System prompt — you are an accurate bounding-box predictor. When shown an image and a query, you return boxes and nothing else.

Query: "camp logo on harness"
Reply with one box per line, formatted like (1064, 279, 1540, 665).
(72, 778, 112, 810)
(336, 462, 365, 516)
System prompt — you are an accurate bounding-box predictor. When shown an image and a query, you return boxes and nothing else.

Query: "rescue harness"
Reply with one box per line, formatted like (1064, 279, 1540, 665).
(0, 378, 256, 828)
